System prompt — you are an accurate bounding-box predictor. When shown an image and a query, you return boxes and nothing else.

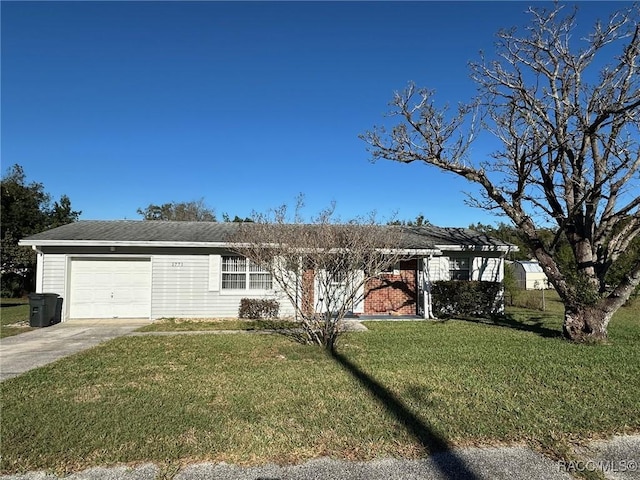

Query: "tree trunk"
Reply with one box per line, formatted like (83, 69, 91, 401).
(562, 304, 612, 343)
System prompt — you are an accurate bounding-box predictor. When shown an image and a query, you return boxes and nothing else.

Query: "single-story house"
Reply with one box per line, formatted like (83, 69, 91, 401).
(507, 260, 551, 290)
(19, 221, 516, 322)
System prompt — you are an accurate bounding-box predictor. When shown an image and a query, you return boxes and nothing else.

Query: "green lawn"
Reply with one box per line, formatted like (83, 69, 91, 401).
(0, 298, 33, 338)
(136, 317, 298, 332)
(1, 297, 638, 475)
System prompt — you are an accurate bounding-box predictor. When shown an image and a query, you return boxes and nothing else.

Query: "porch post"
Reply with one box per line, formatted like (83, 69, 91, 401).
(423, 255, 435, 319)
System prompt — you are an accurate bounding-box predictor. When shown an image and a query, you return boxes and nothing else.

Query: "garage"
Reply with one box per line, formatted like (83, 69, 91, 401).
(69, 258, 151, 319)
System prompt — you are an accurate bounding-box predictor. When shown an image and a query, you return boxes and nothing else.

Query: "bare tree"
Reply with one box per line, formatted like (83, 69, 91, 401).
(362, 4, 640, 342)
(137, 198, 216, 221)
(231, 201, 405, 350)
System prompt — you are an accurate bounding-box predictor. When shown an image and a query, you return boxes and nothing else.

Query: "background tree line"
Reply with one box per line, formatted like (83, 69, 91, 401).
(1, 165, 81, 297)
(469, 222, 640, 297)
(136, 199, 252, 223)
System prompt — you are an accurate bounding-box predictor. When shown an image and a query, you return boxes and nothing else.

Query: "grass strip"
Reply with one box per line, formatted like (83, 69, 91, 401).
(0, 298, 33, 338)
(136, 318, 298, 332)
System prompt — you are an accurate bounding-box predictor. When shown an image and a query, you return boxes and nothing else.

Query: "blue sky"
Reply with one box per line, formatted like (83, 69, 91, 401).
(1, 1, 628, 226)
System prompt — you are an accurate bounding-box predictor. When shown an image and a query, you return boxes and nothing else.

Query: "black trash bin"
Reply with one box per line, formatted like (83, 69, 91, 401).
(52, 297, 63, 325)
(27, 293, 60, 327)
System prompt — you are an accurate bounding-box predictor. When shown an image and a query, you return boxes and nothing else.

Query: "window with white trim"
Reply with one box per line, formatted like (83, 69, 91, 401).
(449, 257, 470, 281)
(221, 256, 272, 290)
(329, 270, 347, 286)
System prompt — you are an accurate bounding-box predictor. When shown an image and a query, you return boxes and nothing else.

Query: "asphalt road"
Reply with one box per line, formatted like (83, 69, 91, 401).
(1, 436, 638, 480)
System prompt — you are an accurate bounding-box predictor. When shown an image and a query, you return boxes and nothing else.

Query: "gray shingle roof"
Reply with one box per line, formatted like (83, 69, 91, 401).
(399, 225, 514, 249)
(20, 220, 239, 243)
(20, 220, 515, 250)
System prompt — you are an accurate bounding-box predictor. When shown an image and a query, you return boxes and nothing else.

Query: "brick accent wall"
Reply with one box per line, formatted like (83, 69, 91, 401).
(364, 259, 418, 315)
(301, 269, 315, 315)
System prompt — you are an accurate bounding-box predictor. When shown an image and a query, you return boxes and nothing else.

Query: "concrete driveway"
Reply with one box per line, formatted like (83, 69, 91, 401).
(0, 319, 151, 382)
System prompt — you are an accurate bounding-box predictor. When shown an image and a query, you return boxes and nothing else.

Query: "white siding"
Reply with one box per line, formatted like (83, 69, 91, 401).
(208, 254, 221, 291)
(42, 254, 66, 295)
(438, 256, 450, 281)
(424, 256, 446, 282)
(39, 254, 67, 321)
(430, 254, 504, 283)
(472, 256, 503, 282)
(150, 254, 294, 319)
(39, 252, 295, 321)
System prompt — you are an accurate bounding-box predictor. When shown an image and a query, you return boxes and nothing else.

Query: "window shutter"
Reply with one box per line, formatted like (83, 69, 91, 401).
(471, 256, 480, 281)
(209, 255, 221, 291)
(353, 269, 365, 313)
(441, 257, 450, 281)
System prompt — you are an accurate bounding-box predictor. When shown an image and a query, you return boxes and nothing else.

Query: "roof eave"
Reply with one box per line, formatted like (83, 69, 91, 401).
(379, 248, 442, 256)
(18, 240, 235, 248)
(19, 240, 516, 254)
(435, 244, 518, 252)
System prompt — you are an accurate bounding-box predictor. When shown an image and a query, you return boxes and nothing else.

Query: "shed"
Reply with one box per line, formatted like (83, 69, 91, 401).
(509, 260, 550, 290)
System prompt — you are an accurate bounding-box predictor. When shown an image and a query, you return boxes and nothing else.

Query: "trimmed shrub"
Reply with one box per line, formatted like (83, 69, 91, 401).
(431, 281, 502, 317)
(238, 298, 279, 319)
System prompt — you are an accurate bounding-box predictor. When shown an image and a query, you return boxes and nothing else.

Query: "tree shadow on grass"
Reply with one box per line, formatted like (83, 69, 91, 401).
(330, 349, 480, 480)
(453, 313, 563, 339)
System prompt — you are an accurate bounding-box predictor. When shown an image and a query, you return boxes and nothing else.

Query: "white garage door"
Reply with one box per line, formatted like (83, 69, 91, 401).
(69, 258, 151, 319)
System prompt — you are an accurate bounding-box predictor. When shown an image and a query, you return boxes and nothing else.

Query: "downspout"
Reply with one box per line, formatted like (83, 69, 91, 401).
(32, 246, 44, 293)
